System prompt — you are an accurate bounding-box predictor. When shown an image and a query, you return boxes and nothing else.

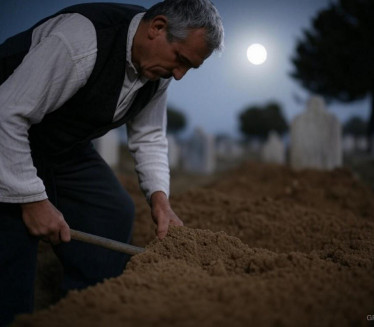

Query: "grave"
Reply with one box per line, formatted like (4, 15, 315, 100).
(261, 131, 286, 164)
(183, 127, 216, 174)
(290, 96, 342, 170)
(215, 136, 244, 160)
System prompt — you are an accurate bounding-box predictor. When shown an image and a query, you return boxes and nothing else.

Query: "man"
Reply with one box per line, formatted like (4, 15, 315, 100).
(0, 0, 224, 324)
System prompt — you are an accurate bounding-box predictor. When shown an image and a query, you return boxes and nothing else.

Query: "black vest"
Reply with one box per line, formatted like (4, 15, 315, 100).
(0, 3, 159, 158)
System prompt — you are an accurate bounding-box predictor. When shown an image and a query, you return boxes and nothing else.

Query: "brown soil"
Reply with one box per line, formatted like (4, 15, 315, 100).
(13, 162, 374, 327)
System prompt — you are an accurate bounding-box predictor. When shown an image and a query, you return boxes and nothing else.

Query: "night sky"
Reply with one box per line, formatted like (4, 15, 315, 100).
(0, 0, 370, 137)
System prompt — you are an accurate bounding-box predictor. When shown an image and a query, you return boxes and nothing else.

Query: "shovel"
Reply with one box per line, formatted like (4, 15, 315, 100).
(70, 229, 145, 256)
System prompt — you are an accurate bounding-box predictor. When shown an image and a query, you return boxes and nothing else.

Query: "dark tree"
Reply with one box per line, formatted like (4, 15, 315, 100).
(167, 107, 187, 134)
(291, 0, 374, 148)
(238, 102, 288, 139)
(343, 116, 367, 137)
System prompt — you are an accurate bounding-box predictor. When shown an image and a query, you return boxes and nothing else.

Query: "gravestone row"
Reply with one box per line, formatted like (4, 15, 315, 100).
(93, 96, 347, 173)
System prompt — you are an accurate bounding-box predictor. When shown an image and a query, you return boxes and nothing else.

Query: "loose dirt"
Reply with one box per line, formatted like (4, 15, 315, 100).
(13, 162, 374, 327)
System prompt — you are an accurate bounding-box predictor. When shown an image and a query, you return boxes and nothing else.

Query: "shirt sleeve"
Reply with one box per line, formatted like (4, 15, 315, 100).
(0, 15, 97, 203)
(126, 79, 172, 203)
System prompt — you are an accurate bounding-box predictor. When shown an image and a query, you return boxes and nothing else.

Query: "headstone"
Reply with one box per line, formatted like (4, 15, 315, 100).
(290, 96, 342, 170)
(93, 129, 120, 168)
(342, 134, 355, 154)
(215, 136, 244, 160)
(183, 127, 216, 174)
(246, 138, 262, 156)
(261, 131, 286, 164)
(167, 134, 180, 169)
(356, 136, 368, 152)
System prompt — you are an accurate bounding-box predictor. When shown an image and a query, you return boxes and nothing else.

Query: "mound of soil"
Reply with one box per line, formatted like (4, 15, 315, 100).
(14, 162, 374, 326)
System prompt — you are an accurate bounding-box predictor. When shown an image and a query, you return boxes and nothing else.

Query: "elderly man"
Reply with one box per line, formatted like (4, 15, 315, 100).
(0, 0, 224, 324)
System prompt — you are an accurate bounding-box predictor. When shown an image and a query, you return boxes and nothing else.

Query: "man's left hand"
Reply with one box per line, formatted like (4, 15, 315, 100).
(150, 191, 183, 239)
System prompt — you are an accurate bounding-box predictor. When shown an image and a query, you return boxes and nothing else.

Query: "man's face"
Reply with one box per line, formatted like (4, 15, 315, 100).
(137, 19, 212, 81)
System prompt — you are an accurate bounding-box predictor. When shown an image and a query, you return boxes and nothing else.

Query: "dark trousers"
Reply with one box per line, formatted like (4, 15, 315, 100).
(0, 143, 135, 326)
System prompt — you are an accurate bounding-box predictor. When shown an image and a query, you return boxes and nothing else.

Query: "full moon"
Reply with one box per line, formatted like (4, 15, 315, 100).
(247, 43, 267, 65)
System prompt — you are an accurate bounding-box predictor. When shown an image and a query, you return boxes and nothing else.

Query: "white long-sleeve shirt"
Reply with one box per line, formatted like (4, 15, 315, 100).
(0, 12, 171, 203)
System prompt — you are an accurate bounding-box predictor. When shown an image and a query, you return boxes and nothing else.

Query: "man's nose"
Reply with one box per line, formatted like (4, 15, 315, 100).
(172, 67, 189, 80)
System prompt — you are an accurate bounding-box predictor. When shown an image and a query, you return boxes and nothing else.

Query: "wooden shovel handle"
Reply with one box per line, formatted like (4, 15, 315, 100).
(70, 229, 145, 256)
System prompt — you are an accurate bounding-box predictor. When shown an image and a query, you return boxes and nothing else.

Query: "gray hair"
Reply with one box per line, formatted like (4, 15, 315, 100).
(143, 0, 224, 53)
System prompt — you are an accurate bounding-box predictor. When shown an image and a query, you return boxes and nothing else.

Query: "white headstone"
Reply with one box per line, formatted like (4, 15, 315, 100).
(183, 127, 216, 174)
(261, 131, 286, 164)
(215, 137, 244, 160)
(167, 134, 180, 169)
(342, 134, 355, 154)
(93, 129, 120, 168)
(247, 138, 262, 153)
(290, 96, 342, 170)
(356, 136, 368, 152)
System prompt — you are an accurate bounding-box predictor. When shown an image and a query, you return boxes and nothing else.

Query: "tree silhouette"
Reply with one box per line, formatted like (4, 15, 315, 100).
(291, 0, 374, 148)
(167, 107, 187, 134)
(238, 102, 288, 139)
(343, 116, 367, 137)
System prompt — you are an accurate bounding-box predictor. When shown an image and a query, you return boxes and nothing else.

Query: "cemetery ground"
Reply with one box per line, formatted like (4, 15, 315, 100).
(14, 147, 374, 327)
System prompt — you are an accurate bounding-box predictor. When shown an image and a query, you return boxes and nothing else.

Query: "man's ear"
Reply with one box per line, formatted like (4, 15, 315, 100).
(148, 15, 168, 39)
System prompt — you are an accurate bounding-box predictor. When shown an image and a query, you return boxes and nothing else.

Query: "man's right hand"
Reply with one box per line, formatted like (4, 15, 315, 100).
(21, 199, 71, 244)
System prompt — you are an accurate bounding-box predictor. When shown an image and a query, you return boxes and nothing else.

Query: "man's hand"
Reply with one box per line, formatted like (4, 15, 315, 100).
(150, 191, 183, 239)
(21, 199, 71, 244)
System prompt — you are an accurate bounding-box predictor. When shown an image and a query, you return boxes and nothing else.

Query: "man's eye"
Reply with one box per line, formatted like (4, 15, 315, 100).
(177, 54, 190, 67)
(177, 55, 185, 64)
